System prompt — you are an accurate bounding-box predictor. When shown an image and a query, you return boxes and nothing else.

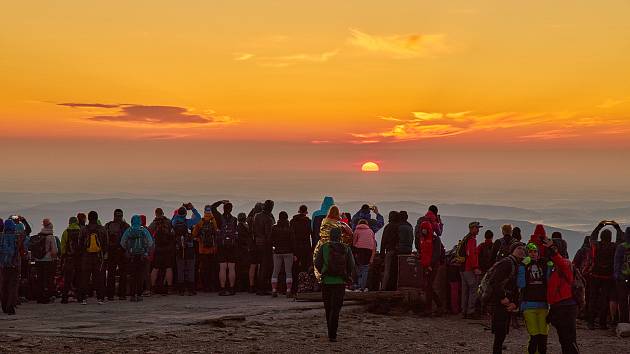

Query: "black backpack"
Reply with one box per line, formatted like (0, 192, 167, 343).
(29, 234, 47, 259)
(325, 242, 348, 278)
(478, 256, 517, 306)
(496, 237, 514, 261)
(154, 218, 174, 249)
(106, 222, 125, 250)
(173, 219, 192, 252)
(65, 228, 82, 257)
(199, 220, 217, 248)
(219, 218, 238, 247)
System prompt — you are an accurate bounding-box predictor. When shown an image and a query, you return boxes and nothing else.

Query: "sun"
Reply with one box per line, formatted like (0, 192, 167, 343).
(361, 161, 380, 172)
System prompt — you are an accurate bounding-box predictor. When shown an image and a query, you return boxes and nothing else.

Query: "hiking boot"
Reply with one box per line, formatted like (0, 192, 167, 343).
(97, 299, 105, 305)
(107, 297, 115, 301)
(600, 323, 609, 330)
(7, 307, 15, 316)
(61, 298, 69, 304)
(219, 289, 229, 296)
(137, 296, 144, 302)
(229, 288, 236, 296)
(329, 337, 337, 342)
(286, 292, 293, 299)
(248, 287, 256, 294)
(81, 300, 88, 305)
(587, 322, 595, 330)
(129, 296, 137, 302)
(272, 292, 278, 298)
(119, 296, 127, 301)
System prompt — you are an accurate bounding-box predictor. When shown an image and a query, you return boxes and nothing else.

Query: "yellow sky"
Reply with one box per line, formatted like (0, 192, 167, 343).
(1, 0, 630, 144)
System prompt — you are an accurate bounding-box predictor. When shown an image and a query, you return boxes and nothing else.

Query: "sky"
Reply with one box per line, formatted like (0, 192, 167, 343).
(2, 1, 630, 202)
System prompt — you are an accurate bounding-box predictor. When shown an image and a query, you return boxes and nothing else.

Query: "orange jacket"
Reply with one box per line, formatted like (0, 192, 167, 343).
(192, 216, 218, 255)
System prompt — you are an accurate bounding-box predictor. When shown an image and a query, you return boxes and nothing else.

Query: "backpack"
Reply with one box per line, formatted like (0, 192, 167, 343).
(199, 220, 217, 248)
(29, 234, 47, 260)
(496, 237, 515, 261)
(450, 234, 472, 266)
(325, 242, 348, 278)
(592, 242, 616, 275)
(219, 218, 238, 247)
(106, 222, 125, 249)
(557, 263, 586, 310)
(173, 219, 191, 248)
(65, 228, 82, 257)
(0, 233, 18, 267)
(153, 218, 173, 249)
(126, 228, 148, 256)
(478, 256, 517, 306)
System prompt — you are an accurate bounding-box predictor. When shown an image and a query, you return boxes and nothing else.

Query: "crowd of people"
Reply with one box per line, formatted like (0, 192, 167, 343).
(1, 197, 629, 352)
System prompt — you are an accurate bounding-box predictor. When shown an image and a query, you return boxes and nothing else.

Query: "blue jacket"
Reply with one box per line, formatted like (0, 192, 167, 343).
(171, 208, 201, 230)
(312, 197, 334, 229)
(517, 260, 548, 311)
(0, 220, 19, 268)
(614, 227, 630, 280)
(351, 210, 384, 234)
(120, 215, 154, 257)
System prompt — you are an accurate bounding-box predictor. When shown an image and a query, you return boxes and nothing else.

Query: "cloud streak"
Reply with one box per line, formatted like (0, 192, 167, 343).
(348, 29, 450, 58)
(234, 50, 338, 67)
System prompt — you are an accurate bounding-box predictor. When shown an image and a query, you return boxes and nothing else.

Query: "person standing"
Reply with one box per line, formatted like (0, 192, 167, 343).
(478, 230, 495, 274)
(350, 204, 384, 234)
(192, 205, 219, 293)
(172, 203, 201, 296)
(271, 211, 295, 298)
(544, 238, 579, 353)
(614, 227, 630, 324)
(380, 211, 401, 291)
(461, 221, 482, 319)
(253, 200, 276, 295)
(290, 205, 313, 282)
(211, 200, 239, 296)
(0, 219, 21, 315)
(30, 219, 58, 304)
(588, 221, 617, 330)
(314, 227, 355, 342)
(352, 219, 376, 292)
(60, 217, 82, 303)
(518, 243, 549, 354)
(79, 211, 108, 305)
(416, 206, 444, 315)
(492, 224, 515, 264)
(120, 215, 154, 302)
(148, 208, 175, 295)
(105, 209, 130, 301)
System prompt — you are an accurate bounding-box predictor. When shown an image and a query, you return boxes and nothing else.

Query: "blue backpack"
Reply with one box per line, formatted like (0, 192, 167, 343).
(126, 229, 148, 256)
(0, 233, 18, 267)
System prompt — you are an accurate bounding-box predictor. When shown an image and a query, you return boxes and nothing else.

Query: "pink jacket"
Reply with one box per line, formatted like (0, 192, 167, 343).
(353, 224, 376, 251)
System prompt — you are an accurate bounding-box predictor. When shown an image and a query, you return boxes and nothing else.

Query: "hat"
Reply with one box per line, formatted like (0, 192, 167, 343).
(469, 221, 483, 229)
(69, 216, 78, 225)
(526, 242, 538, 251)
(177, 207, 187, 216)
(204, 205, 213, 214)
(510, 242, 526, 253)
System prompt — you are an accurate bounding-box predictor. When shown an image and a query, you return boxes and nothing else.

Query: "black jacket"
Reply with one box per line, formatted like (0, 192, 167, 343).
(271, 220, 294, 254)
(290, 213, 312, 252)
(253, 211, 275, 247)
(80, 222, 108, 257)
(380, 222, 400, 254)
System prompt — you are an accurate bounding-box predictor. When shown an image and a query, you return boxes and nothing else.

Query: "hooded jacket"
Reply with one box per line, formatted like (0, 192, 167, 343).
(351, 209, 385, 234)
(528, 225, 548, 259)
(380, 213, 400, 254)
(353, 224, 376, 251)
(290, 213, 313, 252)
(311, 197, 334, 245)
(171, 208, 201, 230)
(271, 219, 294, 254)
(0, 219, 20, 268)
(547, 249, 575, 306)
(573, 236, 593, 276)
(253, 210, 275, 247)
(613, 227, 630, 280)
(120, 215, 154, 257)
(397, 220, 414, 254)
(192, 213, 219, 255)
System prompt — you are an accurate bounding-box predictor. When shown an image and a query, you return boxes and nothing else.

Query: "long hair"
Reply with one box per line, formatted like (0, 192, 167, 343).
(326, 205, 340, 220)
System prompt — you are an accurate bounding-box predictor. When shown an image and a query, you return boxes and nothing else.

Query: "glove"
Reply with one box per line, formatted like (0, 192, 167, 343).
(522, 256, 532, 266)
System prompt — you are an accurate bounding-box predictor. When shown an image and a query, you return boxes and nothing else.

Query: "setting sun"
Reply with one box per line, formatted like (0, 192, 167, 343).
(361, 162, 380, 172)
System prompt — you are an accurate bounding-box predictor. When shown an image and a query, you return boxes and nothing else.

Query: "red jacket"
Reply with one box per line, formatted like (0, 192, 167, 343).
(529, 224, 548, 257)
(464, 235, 479, 271)
(419, 220, 433, 268)
(547, 252, 574, 305)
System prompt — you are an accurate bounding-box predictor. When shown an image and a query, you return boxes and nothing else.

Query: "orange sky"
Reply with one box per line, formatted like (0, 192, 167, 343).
(1, 1, 630, 197)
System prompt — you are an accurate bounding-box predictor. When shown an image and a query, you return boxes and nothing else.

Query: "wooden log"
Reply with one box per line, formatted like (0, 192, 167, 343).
(295, 290, 410, 302)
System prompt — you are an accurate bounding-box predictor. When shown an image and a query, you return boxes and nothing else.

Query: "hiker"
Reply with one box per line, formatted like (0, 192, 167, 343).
(529, 225, 549, 260)
(314, 227, 355, 342)
(614, 227, 630, 323)
(271, 211, 295, 298)
(479, 242, 525, 354)
(120, 215, 154, 302)
(380, 211, 400, 291)
(416, 206, 444, 315)
(30, 219, 58, 304)
(397, 211, 414, 255)
(478, 230, 495, 274)
(13, 215, 31, 303)
(552, 231, 569, 259)
(491, 224, 514, 264)
(544, 237, 580, 353)
(236, 213, 254, 292)
(192, 205, 219, 293)
(460, 221, 482, 319)
(588, 221, 617, 329)
(352, 219, 376, 292)
(350, 204, 384, 233)
(253, 200, 275, 295)
(290, 205, 313, 281)
(60, 217, 82, 303)
(0, 219, 21, 315)
(211, 200, 239, 296)
(79, 211, 108, 305)
(312, 196, 335, 247)
(148, 208, 175, 295)
(104, 209, 130, 301)
(172, 203, 201, 295)
(518, 243, 549, 354)
(573, 235, 594, 318)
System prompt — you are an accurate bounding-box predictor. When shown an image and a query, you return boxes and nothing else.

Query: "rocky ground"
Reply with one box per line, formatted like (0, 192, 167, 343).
(0, 293, 628, 353)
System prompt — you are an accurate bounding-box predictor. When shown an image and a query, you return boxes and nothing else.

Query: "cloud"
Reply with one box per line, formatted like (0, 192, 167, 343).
(59, 103, 121, 109)
(348, 29, 449, 58)
(310, 140, 331, 144)
(59, 102, 236, 126)
(351, 111, 627, 143)
(598, 98, 630, 109)
(140, 133, 191, 141)
(236, 50, 338, 67)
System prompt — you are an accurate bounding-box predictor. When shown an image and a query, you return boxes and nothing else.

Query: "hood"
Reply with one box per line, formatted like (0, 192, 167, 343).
(424, 210, 438, 221)
(130, 215, 143, 229)
(355, 224, 371, 231)
(319, 196, 334, 213)
(3, 219, 16, 233)
(580, 236, 591, 248)
(531, 224, 546, 242)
